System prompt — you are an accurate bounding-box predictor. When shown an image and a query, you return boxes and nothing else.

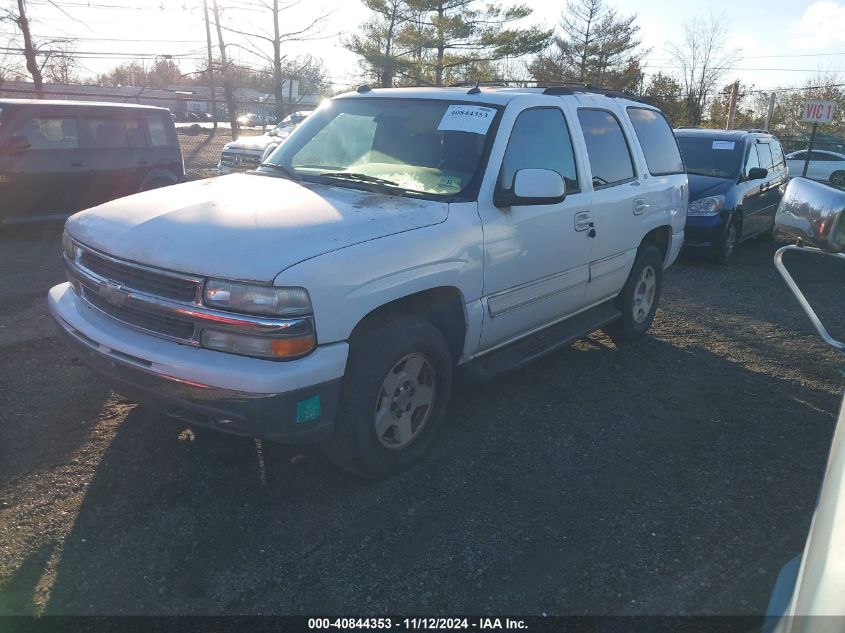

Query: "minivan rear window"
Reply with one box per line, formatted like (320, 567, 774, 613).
(145, 113, 173, 147)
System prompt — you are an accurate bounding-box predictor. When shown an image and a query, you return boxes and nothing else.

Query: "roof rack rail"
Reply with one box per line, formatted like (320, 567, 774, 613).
(540, 83, 649, 104)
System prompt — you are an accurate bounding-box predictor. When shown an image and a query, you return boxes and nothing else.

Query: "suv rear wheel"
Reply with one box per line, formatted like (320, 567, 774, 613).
(605, 244, 663, 342)
(323, 314, 453, 478)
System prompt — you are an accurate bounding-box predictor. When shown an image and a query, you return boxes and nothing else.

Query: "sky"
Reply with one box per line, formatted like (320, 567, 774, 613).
(2, 0, 845, 93)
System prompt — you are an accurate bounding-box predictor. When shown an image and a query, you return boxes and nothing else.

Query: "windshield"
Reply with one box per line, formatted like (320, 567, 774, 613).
(262, 98, 501, 198)
(676, 136, 742, 179)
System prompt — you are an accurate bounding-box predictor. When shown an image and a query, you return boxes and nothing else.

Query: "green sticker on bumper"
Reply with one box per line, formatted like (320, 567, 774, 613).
(296, 395, 322, 423)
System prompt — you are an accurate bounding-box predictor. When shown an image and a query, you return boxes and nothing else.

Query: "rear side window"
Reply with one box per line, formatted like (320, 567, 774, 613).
(86, 117, 147, 149)
(500, 107, 579, 193)
(757, 143, 774, 170)
(577, 109, 635, 188)
(145, 113, 174, 147)
(627, 108, 684, 175)
(10, 117, 79, 149)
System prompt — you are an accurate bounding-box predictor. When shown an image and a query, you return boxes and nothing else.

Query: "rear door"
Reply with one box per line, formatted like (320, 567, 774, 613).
(82, 112, 149, 208)
(0, 111, 91, 222)
(572, 105, 648, 305)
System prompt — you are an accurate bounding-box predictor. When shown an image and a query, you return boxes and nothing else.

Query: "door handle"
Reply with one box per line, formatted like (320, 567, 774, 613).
(633, 198, 650, 215)
(70, 160, 86, 167)
(138, 160, 150, 166)
(574, 211, 593, 231)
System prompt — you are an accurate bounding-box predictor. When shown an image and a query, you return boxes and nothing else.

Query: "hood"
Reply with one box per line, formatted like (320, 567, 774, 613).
(687, 173, 735, 200)
(223, 134, 278, 152)
(67, 174, 449, 282)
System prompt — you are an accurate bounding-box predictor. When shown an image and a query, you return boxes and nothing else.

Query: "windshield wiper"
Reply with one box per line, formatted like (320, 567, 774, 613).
(317, 171, 401, 190)
(258, 162, 300, 181)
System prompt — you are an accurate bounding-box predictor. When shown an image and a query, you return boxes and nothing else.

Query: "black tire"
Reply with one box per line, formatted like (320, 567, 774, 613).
(830, 171, 845, 188)
(711, 213, 741, 264)
(323, 314, 453, 479)
(604, 244, 663, 342)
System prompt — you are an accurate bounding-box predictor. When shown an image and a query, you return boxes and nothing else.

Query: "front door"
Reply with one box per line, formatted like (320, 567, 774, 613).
(740, 142, 767, 236)
(477, 106, 593, 351)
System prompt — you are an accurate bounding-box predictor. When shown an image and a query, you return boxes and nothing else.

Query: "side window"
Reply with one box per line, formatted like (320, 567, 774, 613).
(757, 142, 774, 170)
(577, 109, 635, 188)
(86, 117, 147, 149)
(626, 107, 684, 175)
(499, 108, 578, 192)
(745, 144, 760, 176)
(770, 141, 785, 169)
(144, 113, 174, 147)
(790, 151, 806, 161)
(11, 117, 79, 150)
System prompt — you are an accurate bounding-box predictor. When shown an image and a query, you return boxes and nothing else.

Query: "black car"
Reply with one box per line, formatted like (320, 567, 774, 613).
(0, 99, 185, 224)
(674, 128, 788, 263)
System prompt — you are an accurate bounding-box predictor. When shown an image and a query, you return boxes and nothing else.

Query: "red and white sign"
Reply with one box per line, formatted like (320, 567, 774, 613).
(801, 100, 837, 124)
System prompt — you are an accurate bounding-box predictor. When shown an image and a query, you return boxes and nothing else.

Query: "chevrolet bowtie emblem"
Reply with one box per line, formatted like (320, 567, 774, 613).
(99, 281, 129, 308)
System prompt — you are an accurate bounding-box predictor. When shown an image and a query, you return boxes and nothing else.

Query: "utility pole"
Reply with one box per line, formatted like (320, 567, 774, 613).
(202, 0, 217, 130)
(725, 81, 739, 130)
(763, 91, 776, 132)
(211, 0, 239, 139)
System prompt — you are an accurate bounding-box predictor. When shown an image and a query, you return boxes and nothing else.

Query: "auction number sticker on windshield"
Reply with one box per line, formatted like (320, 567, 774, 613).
(437, 105, 496, 135)
(712, 141, 735, 150)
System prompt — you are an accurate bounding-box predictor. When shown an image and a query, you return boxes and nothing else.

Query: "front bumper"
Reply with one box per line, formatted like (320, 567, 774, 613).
(48, 283, 348, 443)
(683, 212, 729, 248)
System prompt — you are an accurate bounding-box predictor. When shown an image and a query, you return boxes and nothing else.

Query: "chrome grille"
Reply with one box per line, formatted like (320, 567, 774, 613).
(79, 250, 200, 303)
(83, 287, 196, 341)
(221, 151, 261, 170)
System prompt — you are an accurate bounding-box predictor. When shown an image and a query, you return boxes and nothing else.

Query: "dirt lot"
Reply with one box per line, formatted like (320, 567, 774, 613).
(1, 142, 845, 616)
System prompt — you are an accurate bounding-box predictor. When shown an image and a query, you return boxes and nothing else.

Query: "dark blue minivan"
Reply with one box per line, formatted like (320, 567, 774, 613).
(674, 128, 788, 263)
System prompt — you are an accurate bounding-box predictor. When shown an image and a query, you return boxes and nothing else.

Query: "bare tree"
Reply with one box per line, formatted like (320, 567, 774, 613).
(667, 12, 741, 126)
(211, 0, 240, 139)
(219, 0, 331, 119)
(43, 41, 80, 84)
(0, 1, 43, 96)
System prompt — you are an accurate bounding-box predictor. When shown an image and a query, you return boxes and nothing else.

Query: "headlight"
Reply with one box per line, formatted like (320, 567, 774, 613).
(201, 328, 315, 359)
(203, 279, 312, 317)
(687, 195, 726, 216)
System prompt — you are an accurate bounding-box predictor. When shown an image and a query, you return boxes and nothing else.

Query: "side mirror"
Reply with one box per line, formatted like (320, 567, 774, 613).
(261, 143, 279, 163)
(747, 167, 768, 181)
(4, 136, 31, 153)
(776, 177, 845, 253)
(494, 168, 566, 208)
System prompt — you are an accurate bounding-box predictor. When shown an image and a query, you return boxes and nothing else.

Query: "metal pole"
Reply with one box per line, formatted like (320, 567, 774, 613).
(764, 91, 776, 131)
(203, 0, 217, 130)
(802, 122, 818, 178)
(726, 81, 739, 130)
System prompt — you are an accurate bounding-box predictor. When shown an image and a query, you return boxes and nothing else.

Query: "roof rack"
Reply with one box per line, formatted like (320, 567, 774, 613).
(540, 83, 650, 104)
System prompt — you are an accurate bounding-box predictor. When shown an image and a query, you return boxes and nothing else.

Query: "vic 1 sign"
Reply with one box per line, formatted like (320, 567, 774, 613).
(801, 100, 837, 124)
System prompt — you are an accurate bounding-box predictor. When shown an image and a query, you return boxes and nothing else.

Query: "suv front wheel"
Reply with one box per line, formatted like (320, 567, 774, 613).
(323, 314, 453, 478)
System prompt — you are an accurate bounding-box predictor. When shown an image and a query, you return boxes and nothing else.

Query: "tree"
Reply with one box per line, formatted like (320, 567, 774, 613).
(394, 0, 551, 86)
(707, 80, 760, 129)
(642, 71, 684, 126)
(219, 0, 330, 119)
(1, 1, 42, 96)
(348, 0, 410, 88)
(667, 12, 740, 126)
(43, 42, 79, 84)
(528, 0, 647, 90)
(211, 0, 239, 139)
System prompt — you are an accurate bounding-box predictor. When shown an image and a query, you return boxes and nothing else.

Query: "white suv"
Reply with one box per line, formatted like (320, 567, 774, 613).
(50, 86, 687, 477)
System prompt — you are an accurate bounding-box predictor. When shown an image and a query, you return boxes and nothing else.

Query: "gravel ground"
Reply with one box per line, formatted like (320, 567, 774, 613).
(1, 188, 844, 615)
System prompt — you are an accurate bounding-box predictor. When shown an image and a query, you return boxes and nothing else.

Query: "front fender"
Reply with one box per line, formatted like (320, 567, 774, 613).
(274, 203, 484, 350)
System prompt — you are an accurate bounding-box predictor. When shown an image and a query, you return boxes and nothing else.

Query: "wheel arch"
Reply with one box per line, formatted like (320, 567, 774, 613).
(640, 225, 672, 263)
(349, 286, 468, 365)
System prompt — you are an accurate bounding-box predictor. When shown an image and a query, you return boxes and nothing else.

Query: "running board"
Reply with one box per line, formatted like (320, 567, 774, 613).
(459, 300, 621, 383)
